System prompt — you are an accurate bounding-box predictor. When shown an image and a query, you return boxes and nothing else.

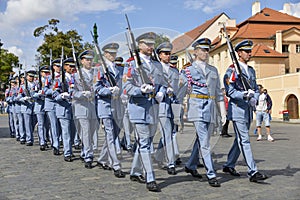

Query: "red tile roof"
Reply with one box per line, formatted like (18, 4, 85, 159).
(251, 43, 288, 58)
(234, 8, 300, 39)
(172, 13, 228, 53)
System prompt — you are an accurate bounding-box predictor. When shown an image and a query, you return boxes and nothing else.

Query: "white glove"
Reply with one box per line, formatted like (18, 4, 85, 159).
(249, 97, 257, 107)
(109, 86, 120, 95)
(218, 101, 227, 126)
(61, 92, 70, 99)
(120, 94, 128, 104)
(23, 96, 31, 101)
(38, 90, 43, 95)
(82, 91, 91, 97)
(140, 84, 154, 94)
(247, 89, 255, 98)
(155, 91, 164, 102)
(166, 87, 174, 95)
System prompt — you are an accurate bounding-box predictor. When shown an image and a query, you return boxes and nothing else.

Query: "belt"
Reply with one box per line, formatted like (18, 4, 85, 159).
(189, 94, 215, 99)
(145, 94, 155, 98)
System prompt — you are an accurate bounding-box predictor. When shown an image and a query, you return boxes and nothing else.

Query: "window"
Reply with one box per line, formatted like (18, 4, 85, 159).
(296, 68, 300, 72)
(263, 49, 270, 53)
(296, 45, 300, 53)
(282, 45, 289, 53)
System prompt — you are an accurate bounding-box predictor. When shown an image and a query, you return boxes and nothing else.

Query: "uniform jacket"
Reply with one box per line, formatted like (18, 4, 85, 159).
(72, 68, 97, 120)
(19, 82, 35, 115)
(182, 62, 223, 123)
(32, 78, 45, 114)
(123, 55, 167, 124)
(223, 64, 259, 122)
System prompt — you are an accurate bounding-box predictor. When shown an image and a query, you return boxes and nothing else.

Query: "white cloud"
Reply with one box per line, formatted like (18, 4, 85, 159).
(184, 0, 244, 13)
(0, 0, 136, 66)
(8, 46, 23, 57)
(290, 3, 300, 18)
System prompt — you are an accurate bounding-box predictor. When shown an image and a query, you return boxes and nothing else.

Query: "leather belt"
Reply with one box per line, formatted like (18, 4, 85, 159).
(189, 93, 215, 99)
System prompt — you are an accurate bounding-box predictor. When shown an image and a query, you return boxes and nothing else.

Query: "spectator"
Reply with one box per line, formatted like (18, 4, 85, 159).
(256, 88, 274, 142)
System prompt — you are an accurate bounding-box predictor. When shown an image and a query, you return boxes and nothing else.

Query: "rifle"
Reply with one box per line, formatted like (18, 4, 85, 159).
(90, 29, 116, 86)
(38, 66, 42, 90)
(124, 32, 134, 59)
(60, 46, 67, 92)
(18, 64, 21, 88)
(125, 14, 152, 85)
(24, 68, 30, 97)
(70, 38, 89, 91)
(221, 23, 251, 91)
(50, 49, 54, 80)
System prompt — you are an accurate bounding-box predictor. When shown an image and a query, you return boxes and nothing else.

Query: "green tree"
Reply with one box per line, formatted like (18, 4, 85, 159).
(154, 33, 170, 48)
(33, 19, 86, 66)
(0, 48, 19, 91)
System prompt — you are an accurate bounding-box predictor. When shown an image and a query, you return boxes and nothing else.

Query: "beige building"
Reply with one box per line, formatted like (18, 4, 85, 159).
(172, 1, 300, 120)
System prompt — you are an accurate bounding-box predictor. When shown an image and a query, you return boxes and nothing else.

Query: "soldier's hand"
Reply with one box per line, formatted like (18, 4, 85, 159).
(247, 89, 255, 98)
(141, 84, 154, 93)
(166, 87, 174, 95)
(120, 93, 128, 104)
(61, 92, 70, 99)
(249, 97, 257, 107)
(23, 96, 31, 101)
(82, 91, 91, 98)
(218, 101, 227, 126)
(38, 90, 44, 95)
(155, 92, 164, 102)
(109, 86, 120, 95)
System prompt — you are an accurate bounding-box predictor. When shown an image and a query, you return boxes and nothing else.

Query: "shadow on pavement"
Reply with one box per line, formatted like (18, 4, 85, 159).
(0, 127, 11, 138)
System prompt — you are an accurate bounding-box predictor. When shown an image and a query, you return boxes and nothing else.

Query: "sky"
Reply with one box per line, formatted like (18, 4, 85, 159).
(1, 0, 300, 67)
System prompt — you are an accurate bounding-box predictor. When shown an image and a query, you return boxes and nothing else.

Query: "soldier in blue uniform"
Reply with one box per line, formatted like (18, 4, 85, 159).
(154, 42, 178, 175)
(19, 67, 37, 146)
(123, 32, 167, 192)
(5, 76, 17, 138)
(101, 43, 123, 156)
(182, 38, 226, 187)
(95, 43, 126, 178)
(222, 39, 268, 182)
(14, 72, 25, 144)
(52, 58, 76, 162)
(44, 59, 61, 155)
(120, 57, 134, 152)
(72, 50, 99, 169)
(63, 58, 80, 150)
(32, 66, 50, 151)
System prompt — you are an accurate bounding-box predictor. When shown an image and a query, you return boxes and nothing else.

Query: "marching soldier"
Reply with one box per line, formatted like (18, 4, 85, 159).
(5, 76, 16, 138)
(18, 67, 37, 146)
(32, 66, 50, 151)
(101, 43, 123, 155)
(52, 58, 76, 162)
(154, 42, 177, 175)
(72, 50, 99, 169)
(182, 38, 226, 187)
(95, 43, 126, 178)
(222, 39, 268, 182)
(14, 72, 25, 144)
(123, 32, 167, 192)
(119, 57, 134, 152)
(44, 59, 61, 155)
(169, 55, 186, 165)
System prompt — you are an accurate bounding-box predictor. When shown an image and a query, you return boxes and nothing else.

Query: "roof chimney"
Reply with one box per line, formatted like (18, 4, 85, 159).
(283, 3, 291, 15)
(252, 1, 261, 16)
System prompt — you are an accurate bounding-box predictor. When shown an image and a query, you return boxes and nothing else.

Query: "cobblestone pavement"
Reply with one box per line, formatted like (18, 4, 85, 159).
(0, 114, 299, 200)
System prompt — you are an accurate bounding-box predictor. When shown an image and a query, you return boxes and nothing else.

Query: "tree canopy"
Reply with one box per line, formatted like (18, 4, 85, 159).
(34, 19, 85, 66)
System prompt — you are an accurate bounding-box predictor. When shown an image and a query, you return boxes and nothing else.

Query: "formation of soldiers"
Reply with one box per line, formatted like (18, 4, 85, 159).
(4, 30, 269, 192)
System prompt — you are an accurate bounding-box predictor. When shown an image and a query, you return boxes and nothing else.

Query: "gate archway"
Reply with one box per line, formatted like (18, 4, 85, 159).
(286, 94, 299, 119)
